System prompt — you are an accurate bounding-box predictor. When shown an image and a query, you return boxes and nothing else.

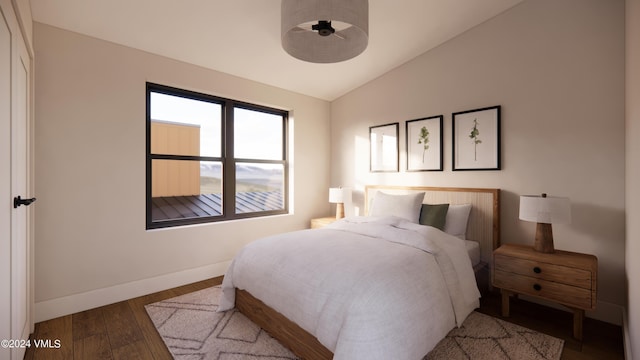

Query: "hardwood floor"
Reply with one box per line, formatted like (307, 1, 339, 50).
(25, 277, 624, 360)
(24, 277, 221, 360)
(477, 291, 624, 360)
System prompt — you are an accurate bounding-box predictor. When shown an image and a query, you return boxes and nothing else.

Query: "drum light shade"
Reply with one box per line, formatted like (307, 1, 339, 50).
(519, 194, 571, 224)
(281, 0, 369, 63)
(329, 188, 346, 203)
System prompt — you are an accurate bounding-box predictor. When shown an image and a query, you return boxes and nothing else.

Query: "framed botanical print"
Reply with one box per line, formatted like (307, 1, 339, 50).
(370, 123, 399, 172)
(406, 115, 443, 171)
(452, 106, 501, 170)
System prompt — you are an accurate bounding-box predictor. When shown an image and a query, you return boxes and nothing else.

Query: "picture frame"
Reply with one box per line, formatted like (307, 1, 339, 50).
(406, 115, 443, 171)
(452, 105, 501, 170)
(370, 122, 399, 172)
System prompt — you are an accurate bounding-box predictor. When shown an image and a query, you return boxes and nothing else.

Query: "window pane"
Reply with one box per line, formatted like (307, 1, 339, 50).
(234, 107, 283, 160)
(235, 163, 284, 214)
(150, 92, 221, 157)
(151, 160, 222, 222)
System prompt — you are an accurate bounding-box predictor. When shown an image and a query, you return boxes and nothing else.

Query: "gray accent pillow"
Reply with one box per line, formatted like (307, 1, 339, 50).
(419, 204, 449, 230)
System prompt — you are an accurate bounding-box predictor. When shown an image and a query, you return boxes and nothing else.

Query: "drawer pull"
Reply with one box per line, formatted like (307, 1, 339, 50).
(533, 284, 542, 291)
(533, 266, 542, 274)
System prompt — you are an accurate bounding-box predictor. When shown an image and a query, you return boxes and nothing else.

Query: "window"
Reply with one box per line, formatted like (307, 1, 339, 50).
(146, 83, 288, 229)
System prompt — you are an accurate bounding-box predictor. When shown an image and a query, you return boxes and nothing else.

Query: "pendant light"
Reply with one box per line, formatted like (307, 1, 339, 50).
(281, 0, 369, 63)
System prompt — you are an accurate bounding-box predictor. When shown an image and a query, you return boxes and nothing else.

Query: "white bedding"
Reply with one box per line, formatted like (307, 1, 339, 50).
(219, 216, 481, 360)
(465, 240, 481, 266)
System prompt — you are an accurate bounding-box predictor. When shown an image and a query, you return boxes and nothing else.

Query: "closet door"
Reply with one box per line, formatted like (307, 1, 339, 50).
(11, 21, 31, 360)
(0, 5, 14, 358)
(1, 2, 33, 359)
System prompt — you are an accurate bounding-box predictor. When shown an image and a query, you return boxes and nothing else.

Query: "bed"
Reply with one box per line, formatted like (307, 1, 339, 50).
(219, 185, 500, 359)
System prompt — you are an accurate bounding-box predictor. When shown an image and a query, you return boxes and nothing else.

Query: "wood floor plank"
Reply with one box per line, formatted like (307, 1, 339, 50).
(101, 301, 145, 350)
(111, 340, 154, 360)
(25, 315, 74, 360)
(72, 307, 107, 341)
(73, 333, 112, 360)
(171, 277, 219, 296)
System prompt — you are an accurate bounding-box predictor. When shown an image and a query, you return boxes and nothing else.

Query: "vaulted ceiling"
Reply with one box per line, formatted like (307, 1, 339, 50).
(31, 0, 524, 101)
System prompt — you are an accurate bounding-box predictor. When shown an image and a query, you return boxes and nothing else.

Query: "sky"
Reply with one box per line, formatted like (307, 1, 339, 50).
(150, 92, 282, 160)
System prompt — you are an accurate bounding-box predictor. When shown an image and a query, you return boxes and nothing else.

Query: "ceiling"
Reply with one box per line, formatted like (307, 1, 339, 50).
(30, 0, 524, 101)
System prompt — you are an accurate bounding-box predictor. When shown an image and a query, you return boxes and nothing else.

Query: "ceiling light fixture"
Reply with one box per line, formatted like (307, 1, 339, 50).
(281, 0, 369, 64)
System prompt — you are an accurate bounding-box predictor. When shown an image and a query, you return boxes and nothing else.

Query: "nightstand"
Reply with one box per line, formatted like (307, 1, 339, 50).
(492, 243, 597, 340)
(310, 217, 338, 229)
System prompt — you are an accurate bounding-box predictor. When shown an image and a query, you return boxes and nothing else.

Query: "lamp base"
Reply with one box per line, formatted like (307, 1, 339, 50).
(534, 222, 555, 253)
(335, 203, 345, 219)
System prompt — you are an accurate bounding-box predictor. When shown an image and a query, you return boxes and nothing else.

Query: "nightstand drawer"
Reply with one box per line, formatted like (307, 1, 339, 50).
(493, 270, 593, 309)
(494, 254, 592, 289)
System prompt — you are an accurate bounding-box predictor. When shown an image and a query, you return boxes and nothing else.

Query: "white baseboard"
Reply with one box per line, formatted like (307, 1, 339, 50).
(589, 299, 624, 326)
(35, 261, 231, 323)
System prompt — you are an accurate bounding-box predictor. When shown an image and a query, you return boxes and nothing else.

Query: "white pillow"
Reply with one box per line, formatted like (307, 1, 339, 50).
(443, 204, 472, 239)
(369, 192, 425, 223)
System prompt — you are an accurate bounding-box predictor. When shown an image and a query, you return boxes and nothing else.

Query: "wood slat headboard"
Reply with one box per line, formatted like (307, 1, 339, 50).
(364, 185, 500, 263)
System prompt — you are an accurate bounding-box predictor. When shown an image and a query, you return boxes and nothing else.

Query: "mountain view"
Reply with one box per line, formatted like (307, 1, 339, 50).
(200, 162, 283, 194)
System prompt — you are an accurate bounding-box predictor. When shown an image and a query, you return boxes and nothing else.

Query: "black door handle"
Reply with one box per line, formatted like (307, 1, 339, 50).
(14, 196, 36, 208)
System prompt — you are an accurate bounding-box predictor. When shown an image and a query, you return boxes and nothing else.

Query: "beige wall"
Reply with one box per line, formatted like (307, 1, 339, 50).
(33, 23, 331, 321)
(626, 0, 640, 356)
(332, 0, 625, 324)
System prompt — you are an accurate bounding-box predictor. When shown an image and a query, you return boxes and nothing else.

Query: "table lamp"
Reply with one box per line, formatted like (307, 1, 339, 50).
(519, 193, 571, 253)
(329, 187, 351, 219)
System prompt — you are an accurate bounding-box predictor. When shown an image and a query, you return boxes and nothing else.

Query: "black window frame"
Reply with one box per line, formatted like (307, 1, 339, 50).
(146, 82, 289, 229)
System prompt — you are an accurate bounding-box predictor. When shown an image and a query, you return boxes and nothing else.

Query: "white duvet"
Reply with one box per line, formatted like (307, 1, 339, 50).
(219, 216, 480, 360)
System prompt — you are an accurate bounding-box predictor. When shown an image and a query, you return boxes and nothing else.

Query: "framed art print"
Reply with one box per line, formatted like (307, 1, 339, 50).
(370, 123, 399, 172)
(452, 105, 501, 170)
(406, 115, 443, 171)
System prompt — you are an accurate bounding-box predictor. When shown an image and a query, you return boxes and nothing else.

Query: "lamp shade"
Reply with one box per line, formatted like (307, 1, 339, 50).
(281, 0, 369, 63)
(519, 194, 571, 224)
(329, 187, 351, 203)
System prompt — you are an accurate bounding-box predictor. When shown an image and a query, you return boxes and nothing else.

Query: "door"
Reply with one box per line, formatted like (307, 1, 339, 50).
(1, 2, 33, 359)
(11, 22, 31, 360)
(0, 6, 13, 358)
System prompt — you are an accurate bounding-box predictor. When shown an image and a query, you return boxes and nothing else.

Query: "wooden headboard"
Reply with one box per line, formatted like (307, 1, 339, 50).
(364, 185, 500, 264)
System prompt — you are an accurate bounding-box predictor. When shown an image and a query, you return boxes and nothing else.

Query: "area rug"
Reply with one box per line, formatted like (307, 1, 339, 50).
(145, 286, 564, 360)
